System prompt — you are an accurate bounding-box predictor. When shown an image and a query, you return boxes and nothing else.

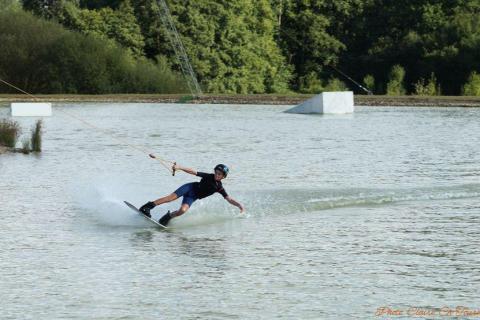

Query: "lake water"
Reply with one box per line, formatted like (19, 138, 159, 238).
(1, 103, 479, 319)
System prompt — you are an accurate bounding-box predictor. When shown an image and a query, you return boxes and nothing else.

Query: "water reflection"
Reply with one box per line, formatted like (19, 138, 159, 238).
(171, 233, 227, 260)
(129, 229, 228, 272)
(130, 229, 157, 246)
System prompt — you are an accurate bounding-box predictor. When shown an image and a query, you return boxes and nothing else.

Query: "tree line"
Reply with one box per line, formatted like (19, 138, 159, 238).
(1, 0, 479, 95)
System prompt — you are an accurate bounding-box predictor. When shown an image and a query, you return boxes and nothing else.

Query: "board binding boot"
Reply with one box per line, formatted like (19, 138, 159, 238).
(139, 201, 156, 218)
(159, 211, 172, 226)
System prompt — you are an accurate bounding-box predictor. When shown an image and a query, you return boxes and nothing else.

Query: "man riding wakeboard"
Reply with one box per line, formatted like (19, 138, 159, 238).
(139, 163, 245, 226)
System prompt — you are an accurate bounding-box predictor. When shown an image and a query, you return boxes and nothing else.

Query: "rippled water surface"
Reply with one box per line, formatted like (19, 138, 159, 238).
(1, 103, 479, 319)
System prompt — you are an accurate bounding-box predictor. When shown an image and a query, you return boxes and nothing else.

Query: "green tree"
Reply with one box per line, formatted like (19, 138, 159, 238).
(60, 0, 145, 56)
(22, 0, 76, 20)
(129, 0, 166, 59)
(335, 0, 480, 95)
(79, 0, 122, 9)
(275, 0, 347, 90)
(22, 0, 145, 57)
(163, 0, 292, 93)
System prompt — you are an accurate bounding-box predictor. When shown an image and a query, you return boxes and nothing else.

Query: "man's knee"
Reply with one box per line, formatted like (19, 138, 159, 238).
(178, 205, 189, 215)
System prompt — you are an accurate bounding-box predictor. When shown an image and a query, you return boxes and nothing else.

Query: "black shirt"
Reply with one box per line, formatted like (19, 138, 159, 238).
(194, 172, 228, 199)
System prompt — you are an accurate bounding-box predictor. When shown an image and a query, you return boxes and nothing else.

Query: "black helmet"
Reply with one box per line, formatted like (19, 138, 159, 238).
(214, 164, 229, 177)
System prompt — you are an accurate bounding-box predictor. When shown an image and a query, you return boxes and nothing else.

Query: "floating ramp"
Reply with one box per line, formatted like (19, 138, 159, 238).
(286, 91, 354, 114)
(11, 103, 52, 117)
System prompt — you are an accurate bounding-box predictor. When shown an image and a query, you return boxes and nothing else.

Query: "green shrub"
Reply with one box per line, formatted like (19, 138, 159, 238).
(31, 120, 42, 152)
(386, 65, 406, 95)
(462, 71, 480, 96)
(414, 73, 441, 96)
(298, 72, 323, 94)
(324, 78, 348, 91)
(0, 119, 21, 148)
(298, 74, 348, 93)
(363, 74, 375, 93)
(0, 9, 187, 94)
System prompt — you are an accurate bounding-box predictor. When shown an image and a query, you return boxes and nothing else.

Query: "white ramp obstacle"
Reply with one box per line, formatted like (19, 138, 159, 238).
(11, 103, 52, 117)
(286, 91, 354, 114)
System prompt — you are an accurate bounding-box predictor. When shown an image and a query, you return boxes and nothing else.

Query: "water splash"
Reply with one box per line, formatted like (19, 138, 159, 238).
(71, 179, 480, 228)
(249, 183, 480, 215)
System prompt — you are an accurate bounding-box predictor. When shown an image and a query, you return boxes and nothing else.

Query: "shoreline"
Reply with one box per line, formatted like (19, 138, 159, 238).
(1, 94, 480, 107)
(0, 146, 31, 154)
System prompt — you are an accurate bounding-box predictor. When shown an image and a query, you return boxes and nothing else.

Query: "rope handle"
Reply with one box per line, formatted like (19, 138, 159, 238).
(150, 154, 176, 175)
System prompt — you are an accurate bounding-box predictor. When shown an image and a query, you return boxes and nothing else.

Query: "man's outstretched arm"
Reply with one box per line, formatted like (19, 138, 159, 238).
(173, 164, 198, 176)
(225, 196, 245, 213)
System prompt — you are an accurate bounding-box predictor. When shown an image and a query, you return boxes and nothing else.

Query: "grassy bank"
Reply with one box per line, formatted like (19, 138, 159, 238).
(0, 119, 20, 148)
(1, 94, 480, 107)
(0, 119, 43, 155)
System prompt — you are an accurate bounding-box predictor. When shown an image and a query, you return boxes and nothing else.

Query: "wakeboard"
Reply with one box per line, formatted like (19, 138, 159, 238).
(124, 201, 167, 229)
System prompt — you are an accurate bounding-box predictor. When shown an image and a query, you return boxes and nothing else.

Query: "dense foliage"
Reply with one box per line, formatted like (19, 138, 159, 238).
(1, 0, 479, 95)
(0, 8, 186, 93)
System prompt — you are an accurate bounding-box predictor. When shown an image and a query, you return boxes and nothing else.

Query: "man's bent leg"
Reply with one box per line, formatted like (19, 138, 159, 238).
(171, 204, 190, 217)
(159, 204, 190, 226)
(140, 193, 178, 217)
(153, 193, 178, 206)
